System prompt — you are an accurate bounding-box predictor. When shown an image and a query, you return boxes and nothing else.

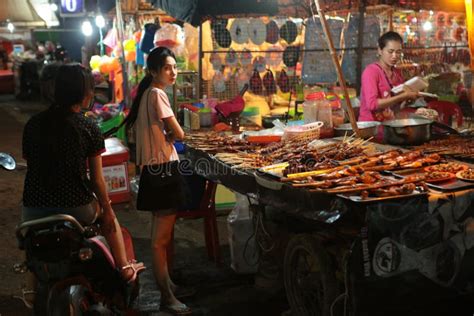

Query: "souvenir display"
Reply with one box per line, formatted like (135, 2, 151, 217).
(265, 20, 280, 44)
(230, 19, 249, 44)
(279, 20, 298, 44)
(248, 18, 267, 45)
(252, 56, 266, 73)
(263, 70, 277, 95)
(249, 69, 263, 94)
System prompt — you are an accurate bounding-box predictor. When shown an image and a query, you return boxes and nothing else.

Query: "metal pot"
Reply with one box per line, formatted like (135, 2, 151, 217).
(382, 118, 432, 145)
(334, 121, 381, 139)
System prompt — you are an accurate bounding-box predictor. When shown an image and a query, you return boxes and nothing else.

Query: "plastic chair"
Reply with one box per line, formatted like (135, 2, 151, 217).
(427, 100, 463, 127)
(175, 180, 220, 264)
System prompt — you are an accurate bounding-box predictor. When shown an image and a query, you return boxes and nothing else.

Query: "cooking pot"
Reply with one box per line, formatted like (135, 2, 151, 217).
(382, 118, 432, 145)
(334, 121, 380, 139)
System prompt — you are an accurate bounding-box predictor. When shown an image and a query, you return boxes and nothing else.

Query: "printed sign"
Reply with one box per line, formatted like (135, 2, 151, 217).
(60, 0, 85, 17)
(103, 163, 128, 194)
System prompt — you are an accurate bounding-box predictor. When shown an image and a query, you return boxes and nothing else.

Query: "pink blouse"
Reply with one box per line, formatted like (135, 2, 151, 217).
(135, 87, 179, 166)
(359, 63, 404, 122)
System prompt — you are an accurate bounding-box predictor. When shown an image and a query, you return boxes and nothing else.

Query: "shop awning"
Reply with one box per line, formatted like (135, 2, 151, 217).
(0, 0, 48, 27)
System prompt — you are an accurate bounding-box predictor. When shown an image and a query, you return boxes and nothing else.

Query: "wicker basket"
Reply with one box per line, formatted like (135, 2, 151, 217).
(283, 121, 323, 142)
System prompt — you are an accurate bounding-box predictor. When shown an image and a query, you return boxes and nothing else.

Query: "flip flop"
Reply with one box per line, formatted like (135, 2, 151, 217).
(161, 302, 192, 315)
(174, 286, 197, 299)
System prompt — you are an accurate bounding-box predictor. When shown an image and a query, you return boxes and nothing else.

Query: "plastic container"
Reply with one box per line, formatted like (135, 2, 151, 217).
(303, 91, 326, 124)
(227, 193, 257, 274)
(189, 111, 200, 130)
(240, 107, 262, 127)
(317, 99, 333, 128)
(199, 108, 212, 127)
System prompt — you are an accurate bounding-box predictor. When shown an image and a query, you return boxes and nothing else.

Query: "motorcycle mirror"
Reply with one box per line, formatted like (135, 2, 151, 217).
(0, 153, 16, 171)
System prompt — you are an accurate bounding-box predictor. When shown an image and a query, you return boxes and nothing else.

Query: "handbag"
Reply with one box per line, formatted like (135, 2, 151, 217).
(136, 90, 182, 211)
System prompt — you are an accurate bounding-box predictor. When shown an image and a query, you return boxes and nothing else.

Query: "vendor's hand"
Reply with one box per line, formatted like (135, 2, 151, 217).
(402, 89, 419, 102)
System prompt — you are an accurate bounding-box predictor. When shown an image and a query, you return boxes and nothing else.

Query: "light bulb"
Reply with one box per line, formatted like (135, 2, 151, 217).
(50, 3, 58, 11)
(81, 20, 93, 36)
(7, 22, 14, 33)
(423, 21, 433, 31)
(95, 15, 105, 28)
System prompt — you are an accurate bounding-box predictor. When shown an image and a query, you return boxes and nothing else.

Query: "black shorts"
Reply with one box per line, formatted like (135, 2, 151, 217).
(136, 161, 184, 212)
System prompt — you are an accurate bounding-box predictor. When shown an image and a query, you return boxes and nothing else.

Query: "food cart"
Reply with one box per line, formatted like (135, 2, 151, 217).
(183, 129, 474, 315)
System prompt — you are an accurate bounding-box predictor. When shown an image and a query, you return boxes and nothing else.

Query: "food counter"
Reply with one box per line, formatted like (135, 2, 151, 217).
(183, 131, 474, 314)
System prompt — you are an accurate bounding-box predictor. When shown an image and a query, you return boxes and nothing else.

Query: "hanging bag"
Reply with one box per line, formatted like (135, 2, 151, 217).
(136, 90, 183, 211)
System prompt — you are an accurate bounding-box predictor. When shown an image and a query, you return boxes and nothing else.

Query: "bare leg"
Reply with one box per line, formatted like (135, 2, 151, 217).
(151, 211, 182, 306)
(101, 208, 144, 280)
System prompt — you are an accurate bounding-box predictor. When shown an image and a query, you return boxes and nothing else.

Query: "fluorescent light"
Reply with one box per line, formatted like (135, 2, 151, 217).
(81, 20, 93, 36)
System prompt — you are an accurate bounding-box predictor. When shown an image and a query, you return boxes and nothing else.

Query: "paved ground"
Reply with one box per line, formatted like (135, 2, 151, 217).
(0, 95, 289, 316)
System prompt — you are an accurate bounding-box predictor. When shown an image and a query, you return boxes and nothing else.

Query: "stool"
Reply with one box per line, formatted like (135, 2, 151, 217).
(176, 180, 220, 264)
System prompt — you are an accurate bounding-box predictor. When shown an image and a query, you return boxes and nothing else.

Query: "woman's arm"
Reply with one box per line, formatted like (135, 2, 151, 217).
(88, 155, 113, 213)
(377, 87, 419, 110)
(163, 116, 185, 141)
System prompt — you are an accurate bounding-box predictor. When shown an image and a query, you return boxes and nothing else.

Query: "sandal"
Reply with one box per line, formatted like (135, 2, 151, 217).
(13, 288, 35, 309)
(161, 302, 192, 315)
(121, 260, 146, 284)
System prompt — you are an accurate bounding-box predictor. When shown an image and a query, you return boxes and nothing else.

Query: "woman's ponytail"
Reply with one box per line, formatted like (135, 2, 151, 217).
(125, 74, 153, 130)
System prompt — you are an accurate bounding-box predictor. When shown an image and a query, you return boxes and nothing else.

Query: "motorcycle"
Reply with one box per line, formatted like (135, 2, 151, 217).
(1, 153, 141, 315)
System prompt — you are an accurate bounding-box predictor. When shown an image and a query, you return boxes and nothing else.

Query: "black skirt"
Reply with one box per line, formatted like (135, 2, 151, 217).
(136, 161, 184, 211)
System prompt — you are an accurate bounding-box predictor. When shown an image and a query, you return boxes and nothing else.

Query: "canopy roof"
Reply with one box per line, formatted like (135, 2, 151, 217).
(0, 0, 48, 27)
(150, 0, 467, 26)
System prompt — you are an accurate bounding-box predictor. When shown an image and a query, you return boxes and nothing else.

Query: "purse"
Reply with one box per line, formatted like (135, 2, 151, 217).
(136, 90, 182, 211)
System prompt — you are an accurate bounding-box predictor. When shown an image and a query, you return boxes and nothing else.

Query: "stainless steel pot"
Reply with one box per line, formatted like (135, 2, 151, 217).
(382, 118, 432, 145)
(334, 121, 381, 139)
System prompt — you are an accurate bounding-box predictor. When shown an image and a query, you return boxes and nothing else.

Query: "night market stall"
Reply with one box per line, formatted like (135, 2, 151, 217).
(146, 0, 474, 314)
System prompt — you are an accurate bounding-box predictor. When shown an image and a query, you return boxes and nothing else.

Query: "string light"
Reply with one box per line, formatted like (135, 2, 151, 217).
(7, 21, 14, 33)
(423, 21, 433, 31)
(95, 15, 105, 28)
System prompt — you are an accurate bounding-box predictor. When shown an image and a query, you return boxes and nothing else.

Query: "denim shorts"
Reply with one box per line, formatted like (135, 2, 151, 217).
(21, 203, 97, 225)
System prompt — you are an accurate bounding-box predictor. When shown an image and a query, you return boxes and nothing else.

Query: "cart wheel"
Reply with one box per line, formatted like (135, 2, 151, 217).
(284, 234, 339, 316)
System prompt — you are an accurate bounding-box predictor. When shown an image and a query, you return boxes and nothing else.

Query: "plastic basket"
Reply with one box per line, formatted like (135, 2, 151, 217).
(99, 112, 126, 143)
(283, 121, 323, 142)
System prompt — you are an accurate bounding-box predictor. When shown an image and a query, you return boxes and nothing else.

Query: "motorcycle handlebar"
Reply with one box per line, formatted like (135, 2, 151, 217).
(16, 214, 86, 241)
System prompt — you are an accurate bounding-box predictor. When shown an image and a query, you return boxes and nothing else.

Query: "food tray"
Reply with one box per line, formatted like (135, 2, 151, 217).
(391, 163, 474, 192)
(337, 188, 427, 204)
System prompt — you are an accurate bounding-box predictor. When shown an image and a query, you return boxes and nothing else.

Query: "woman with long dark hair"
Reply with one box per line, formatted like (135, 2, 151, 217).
(21, 64, 145, 301)
(126, 47, 189, 315)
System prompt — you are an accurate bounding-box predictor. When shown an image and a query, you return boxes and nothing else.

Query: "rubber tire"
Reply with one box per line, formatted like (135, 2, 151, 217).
(47, 284, 86, 316)
(283, 234, 339, 316)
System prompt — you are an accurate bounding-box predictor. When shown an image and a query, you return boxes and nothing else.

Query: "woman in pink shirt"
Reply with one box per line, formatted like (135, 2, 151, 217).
(359, 31, 419, 124)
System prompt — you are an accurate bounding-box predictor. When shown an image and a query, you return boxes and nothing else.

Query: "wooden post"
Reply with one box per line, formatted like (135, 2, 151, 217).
(312, 0, 360, 136)
(198, 23, 203, 100)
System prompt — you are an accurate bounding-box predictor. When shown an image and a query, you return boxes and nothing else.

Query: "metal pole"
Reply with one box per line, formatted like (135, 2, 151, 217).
(312, 0, 360, 136)
(198, 23, 203, 100)
(355, 0, 366, 95)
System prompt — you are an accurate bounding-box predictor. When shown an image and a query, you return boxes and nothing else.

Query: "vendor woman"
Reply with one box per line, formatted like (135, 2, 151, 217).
(359, 31, 419, 124)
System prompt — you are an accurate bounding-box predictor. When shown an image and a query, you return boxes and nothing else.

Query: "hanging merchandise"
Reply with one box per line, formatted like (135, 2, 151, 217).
(248, 18, 267, 45)
(252, 56, 267, 73)
(214, 26, 232, 48)
(263, 69, 277, 95)
(265, 20, 280, 44)
(230, 19, 249, 44)
(154, 23, 184, 48)
(239, 48, 253, 66)
(226, 49, 238, 67)
(213, 70, 227, 93)
(236, 69, 250, 91)
(249, 69, 263, 94)
(211, 19, 228, 31)
(136, 43, 144, 65)
(210, 52, 223, 70)
(140, 23, 158, 54)
(435, 12, 448, 28)
(265, 45, 283, 67)
(103, 27, 118, 49)
(90, 55, 101, 71)
(125, 50, 136, 62)
(283, 45, 300, 67)
(278, 69, 290, 93)
(280, 20, 298, 44)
